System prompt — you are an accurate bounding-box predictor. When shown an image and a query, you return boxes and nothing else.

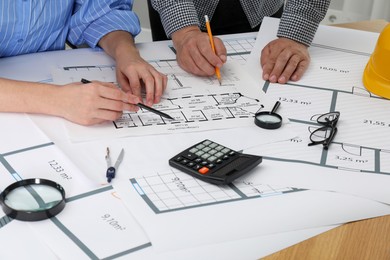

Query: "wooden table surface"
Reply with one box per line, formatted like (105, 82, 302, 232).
(262, 19, 390, 260)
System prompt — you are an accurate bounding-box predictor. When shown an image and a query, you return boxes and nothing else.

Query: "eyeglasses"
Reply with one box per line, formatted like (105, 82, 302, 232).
(308, 111, 340, 150)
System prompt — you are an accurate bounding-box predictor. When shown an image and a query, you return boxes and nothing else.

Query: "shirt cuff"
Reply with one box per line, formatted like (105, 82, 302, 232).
(83, 11, 141, 48)
(277, 13, 319, 46)
(158, 3, 200, 38)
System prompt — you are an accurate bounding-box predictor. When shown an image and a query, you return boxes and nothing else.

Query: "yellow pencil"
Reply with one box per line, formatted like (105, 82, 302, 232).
(204, 15, 222, 85)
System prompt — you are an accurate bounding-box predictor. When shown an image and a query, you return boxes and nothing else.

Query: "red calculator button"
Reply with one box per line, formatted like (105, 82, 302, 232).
(198, 167, 209, 175)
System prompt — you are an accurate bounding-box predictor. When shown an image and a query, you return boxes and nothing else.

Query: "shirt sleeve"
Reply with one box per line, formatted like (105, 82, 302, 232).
(150, 0, 200, 38)
(277, 0, 331, 46)
(68, 0, 141, 48)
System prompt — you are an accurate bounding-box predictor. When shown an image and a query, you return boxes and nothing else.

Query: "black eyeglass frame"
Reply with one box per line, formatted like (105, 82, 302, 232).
(308, 111, 340, 150)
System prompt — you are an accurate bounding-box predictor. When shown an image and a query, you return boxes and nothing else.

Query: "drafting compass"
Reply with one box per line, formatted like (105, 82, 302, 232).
(105, 148, 125, 183)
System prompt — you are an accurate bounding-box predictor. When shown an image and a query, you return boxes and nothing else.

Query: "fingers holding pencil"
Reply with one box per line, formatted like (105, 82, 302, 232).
(205, 15, 225, 85)
(170, 20, 226, 78)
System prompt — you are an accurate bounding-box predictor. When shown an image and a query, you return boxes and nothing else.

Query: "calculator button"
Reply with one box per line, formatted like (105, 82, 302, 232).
(196, 144, 205, 149)
(208, 149, 217, 155)
(207, 163, 216, 169)
(195, 150, 205, 156)
(187, 162, 196, 167)
(201, 161, 208, 166)
(221, 148, 230, 153)
(198, 167, 209, 175)
(189, 148, 198, 153)
(209, 143, 218, 148)
(216, 159, 223, 164)
(183, 153, 196, 160)
(180, 159, 189, 165)
(222, 155, 229, 160)
(203, 140, 212, 145)
(202, 147, 211, 153)
(194, 158, 202, 163)
(193, 165, 201, 170)
(215, 152, 224, 158)
(208, 155, 217, 162)
(174, 156, 183, 162)
(201, 153, 211, 160)
(215, 145, 224, 151)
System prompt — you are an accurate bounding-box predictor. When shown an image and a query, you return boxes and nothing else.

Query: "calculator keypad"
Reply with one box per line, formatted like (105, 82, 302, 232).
(174, 140, 236, 175)
(169, 139, 262, 185)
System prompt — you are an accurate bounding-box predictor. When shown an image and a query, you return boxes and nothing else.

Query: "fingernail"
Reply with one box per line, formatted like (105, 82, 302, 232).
(278, 76, 286, 83)
(263, 74, 269, 80)
(269, 75, 277, 82)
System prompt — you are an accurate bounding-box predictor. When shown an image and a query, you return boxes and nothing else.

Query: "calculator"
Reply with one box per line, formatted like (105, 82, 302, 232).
(169, 139, 262, 185)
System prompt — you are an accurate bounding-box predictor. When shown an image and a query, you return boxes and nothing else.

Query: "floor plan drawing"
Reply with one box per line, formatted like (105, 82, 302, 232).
(51, 36, 268, 141)
(130, 170, 304, 214)
(240, 17, 390, 204)
(169, 35, 256, 65)
(254, 73, 390, 176)
(113, 92, 262, 129)
(0, 115, 151, 259)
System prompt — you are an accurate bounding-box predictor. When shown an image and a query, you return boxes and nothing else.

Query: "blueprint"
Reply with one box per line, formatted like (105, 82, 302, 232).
(114, 155, 390, 252)
(2, 21, 390, 259)
(108, 20, 390, 251)
(244, 17, 390, 204)
(51, 36, 276, 142)
(0, 114, 151, 259)
(129, 169, 305, 214)
(168, 35, 256, 66)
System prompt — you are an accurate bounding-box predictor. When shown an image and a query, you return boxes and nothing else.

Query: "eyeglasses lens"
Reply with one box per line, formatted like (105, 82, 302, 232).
(308, 111, 340, 148)
(310, 126, 334, 142)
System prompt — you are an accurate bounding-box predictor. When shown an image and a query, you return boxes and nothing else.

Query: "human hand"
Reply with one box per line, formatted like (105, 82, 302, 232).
(98, 31, 167, 107)
(261, 38, 310, 84)
(58, 81, 141, 126)
(172, 26, 227, 76)
(115, 48, 168, 107)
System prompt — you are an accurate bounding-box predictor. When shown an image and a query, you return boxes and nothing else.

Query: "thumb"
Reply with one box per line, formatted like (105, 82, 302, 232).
(214, 37, 227, 63)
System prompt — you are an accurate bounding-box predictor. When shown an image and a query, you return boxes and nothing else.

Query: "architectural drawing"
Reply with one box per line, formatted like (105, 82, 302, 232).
(0, 115, 151, 259)
(52, 36, 267, 142)
(130, 170, 304, 214)
(256, 81, 390, 175)
(114, 92, 261, 129)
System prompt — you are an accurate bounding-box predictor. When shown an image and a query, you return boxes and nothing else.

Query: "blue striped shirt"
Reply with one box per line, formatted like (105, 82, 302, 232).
(0, 0, 141, 57)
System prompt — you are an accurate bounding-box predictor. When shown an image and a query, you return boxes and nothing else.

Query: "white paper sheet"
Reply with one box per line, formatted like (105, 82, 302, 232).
(243, 17, 390, 204)
(0, 219, 59, 260)
(2, 20, 389, 259)
(52, 61, 286, 142)
(0, 114, 151, 259)
(115, 172, 390, 251)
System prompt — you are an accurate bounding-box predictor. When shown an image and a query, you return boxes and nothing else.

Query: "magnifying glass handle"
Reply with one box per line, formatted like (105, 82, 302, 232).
(106, 167, 116, 183)
(271, 101, 281, 113)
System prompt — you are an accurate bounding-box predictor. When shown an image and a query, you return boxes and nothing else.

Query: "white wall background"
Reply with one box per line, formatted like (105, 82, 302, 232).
(133, 0, 390, 42)
(133, 1, 152, 43)
(323, 0, 390, 24)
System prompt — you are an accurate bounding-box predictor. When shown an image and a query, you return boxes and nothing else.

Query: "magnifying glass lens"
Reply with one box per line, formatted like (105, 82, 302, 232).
(254, 101, 283, 129)
(5, 184, 63, 211)
(0, 178, 66, 221)
(256, 114, 282, 124)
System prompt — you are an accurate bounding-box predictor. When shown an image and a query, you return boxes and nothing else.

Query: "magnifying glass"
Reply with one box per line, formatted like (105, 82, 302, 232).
(254, 101, 283, 129)
(0, 178, 66, 221)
